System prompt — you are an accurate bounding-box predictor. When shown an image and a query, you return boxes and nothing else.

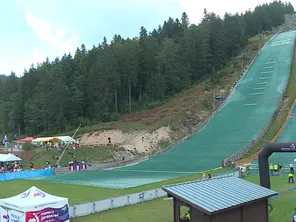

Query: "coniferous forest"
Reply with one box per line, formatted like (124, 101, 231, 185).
(0, 1, 294, 136)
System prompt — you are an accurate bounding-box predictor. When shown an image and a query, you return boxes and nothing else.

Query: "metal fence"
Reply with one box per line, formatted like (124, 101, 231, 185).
(222, 32, 295, 166)
(69, 188, 167, 218)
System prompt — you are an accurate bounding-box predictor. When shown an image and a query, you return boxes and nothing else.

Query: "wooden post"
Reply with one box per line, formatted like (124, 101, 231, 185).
(173, 198, 180, 222)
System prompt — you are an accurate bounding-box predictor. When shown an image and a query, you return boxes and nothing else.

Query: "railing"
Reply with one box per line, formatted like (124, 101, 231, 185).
(223, 32, 296, 167)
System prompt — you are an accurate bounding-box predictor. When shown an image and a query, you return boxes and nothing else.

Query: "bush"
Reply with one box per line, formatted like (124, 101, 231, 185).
(22, 142, 33, 151)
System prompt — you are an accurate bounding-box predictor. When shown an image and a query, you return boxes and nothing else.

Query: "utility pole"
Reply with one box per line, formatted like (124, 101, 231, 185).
(241, 56, 244, 76)
(56, 124, 81, 166)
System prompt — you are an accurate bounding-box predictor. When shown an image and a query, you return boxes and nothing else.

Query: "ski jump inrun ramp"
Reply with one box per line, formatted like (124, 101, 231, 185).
(35, 31, 296, 188)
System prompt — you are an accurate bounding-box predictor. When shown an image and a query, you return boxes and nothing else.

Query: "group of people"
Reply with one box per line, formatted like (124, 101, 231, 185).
(288, 162, 295, 183)
(269, 163, 282, 176)
(268, 162, 296, 183)
(38, 141, 80, 151)
(0, 161, 23, 174)
(238, 164, 251, 177)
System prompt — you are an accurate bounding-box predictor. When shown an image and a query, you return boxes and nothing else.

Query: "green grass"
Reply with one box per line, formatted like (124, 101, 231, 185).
(70, 176, 296, 222)
(0, 167, 230, 205)
(246, 176, 296, 222)
(242, 44, 296, 159)
(23, 146, 126, 169)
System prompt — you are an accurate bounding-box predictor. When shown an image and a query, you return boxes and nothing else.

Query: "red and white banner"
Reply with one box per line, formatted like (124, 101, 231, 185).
(68, 164, 86, 171)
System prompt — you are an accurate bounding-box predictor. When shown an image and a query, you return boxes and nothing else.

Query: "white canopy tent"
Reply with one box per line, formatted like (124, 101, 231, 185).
(56, 136, 76, 143)
(0, 153, 21, 162)
(0, 186, 69, 222)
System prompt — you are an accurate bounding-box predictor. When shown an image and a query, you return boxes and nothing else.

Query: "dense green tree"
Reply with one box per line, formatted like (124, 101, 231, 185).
(0, 1, 293, 135)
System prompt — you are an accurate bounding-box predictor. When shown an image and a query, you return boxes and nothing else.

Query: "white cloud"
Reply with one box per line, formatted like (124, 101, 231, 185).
(32, 48, 46, 65)
(25, 12, 79, 53)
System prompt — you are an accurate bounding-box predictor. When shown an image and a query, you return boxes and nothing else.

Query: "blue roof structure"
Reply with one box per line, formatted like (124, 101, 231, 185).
(162, 176, 277, 215)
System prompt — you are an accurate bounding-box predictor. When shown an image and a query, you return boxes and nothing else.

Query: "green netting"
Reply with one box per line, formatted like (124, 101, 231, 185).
(35, 31, 296, 188)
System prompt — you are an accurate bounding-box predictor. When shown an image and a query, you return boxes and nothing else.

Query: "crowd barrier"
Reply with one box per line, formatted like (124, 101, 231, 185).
(0, 169, 54, 181)
(69, 188, 167, 218)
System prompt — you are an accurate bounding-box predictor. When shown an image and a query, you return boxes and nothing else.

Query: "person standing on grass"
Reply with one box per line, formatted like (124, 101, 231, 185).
(270, 164, 274, 176)
(292, 208, 296, 222)
(288, 172, 294, 183)
(290, 162, 294, 174)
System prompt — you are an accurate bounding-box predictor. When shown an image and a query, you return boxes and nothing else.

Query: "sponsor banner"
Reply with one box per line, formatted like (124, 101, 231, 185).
(69, 164, 86, 171)
(0, 207, 25, 222)
(25, 204, 69, 222)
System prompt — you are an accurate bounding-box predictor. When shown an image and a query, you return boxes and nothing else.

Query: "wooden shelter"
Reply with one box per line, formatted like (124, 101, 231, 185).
(162, 176, 277, 222)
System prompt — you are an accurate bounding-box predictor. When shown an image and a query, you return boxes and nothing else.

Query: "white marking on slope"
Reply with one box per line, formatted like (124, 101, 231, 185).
(250, 92, 263, 96)
(244, 103, 257, 106)
(256, 82, 269, 85)
(263, 66, 275, 69)
(253, 87, 266, 90)
(261, 71, 273, 74)
(265, 61, 276, 64)
(259, 77, 271, 80)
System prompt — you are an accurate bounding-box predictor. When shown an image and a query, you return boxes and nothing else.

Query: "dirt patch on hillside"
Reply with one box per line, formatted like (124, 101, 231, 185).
(79, 126, 172, 154)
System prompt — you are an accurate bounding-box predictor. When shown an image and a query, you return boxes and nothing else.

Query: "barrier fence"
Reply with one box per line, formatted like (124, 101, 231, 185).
(69, 188, 168, 218)
(68, 170, 238, 218)
(223, 32, 296, 167)
(0, 169, 54, 181)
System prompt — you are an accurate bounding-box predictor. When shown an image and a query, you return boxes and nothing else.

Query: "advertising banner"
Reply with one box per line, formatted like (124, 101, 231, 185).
(0, 207, 25, 222)
(25, 204, 69, 222)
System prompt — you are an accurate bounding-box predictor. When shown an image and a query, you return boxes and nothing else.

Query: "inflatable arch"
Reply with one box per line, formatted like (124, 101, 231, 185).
(258, 142, 296, 188)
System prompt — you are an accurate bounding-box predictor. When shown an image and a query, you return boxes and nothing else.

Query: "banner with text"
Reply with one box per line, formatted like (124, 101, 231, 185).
(0, 207, 25, 222)
(25, 204, 69, 222)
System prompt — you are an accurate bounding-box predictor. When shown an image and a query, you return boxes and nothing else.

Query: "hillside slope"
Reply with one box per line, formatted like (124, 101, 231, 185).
(20, 32, 274, 169)
(74, 33, 273, 161)
(37, 30, 296, 189)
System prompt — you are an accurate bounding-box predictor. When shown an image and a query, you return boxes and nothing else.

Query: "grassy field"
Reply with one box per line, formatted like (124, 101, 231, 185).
(0, 167, 230, 205)
(70, 176, 296, 222)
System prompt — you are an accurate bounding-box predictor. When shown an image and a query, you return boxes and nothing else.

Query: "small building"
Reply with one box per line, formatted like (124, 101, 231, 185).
(162, 176, 277, 222)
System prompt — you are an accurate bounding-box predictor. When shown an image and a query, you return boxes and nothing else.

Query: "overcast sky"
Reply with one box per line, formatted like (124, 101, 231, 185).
(0, 0, 295, 76)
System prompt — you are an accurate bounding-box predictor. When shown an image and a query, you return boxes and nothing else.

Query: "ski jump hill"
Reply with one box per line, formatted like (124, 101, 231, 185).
(34, 31, 296, 189)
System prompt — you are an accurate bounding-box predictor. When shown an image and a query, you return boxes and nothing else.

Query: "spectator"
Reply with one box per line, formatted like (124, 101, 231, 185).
(269, 164, 274, 176)
(288, 172, 294, 183)
(290, 162, 294, 174)
(292, 208, 296, 222)
(202, 173, 206, 180)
